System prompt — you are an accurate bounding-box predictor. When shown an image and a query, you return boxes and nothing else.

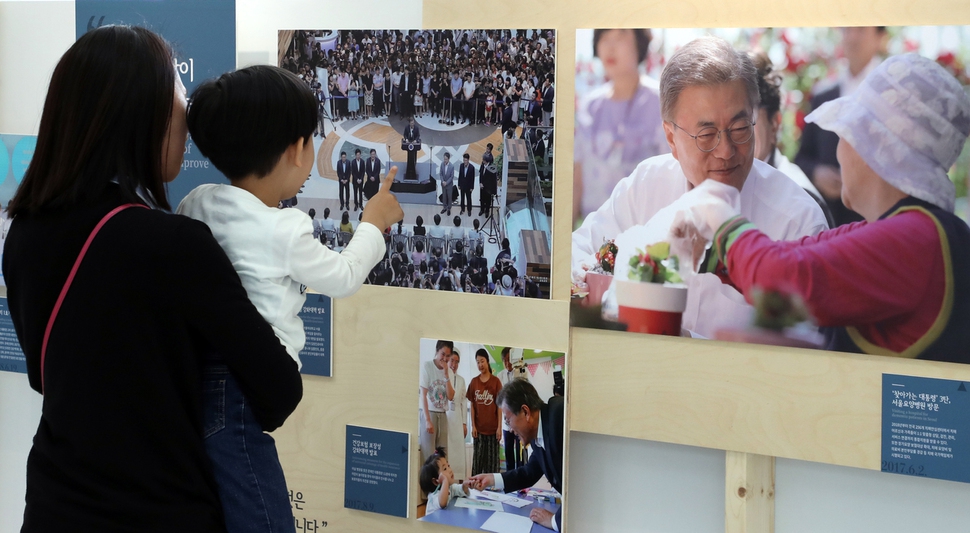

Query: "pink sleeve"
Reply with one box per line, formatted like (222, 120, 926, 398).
(726, 212, 942, 327)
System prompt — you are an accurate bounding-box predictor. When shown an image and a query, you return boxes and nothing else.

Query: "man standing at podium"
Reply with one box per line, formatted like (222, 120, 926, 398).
(404, 117, 421, 180)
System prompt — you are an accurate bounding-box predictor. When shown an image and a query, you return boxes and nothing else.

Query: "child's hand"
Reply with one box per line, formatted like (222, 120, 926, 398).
(437, 471, 448, 487)
(461, 479, 474, 495)
(361, 167, 405, 229)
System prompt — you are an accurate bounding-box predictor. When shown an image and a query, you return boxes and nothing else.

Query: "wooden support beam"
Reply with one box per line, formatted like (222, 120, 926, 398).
(725, 452, 774, 533)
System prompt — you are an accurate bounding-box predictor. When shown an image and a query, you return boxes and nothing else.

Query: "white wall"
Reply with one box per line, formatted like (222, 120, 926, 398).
(775, 458, 970, 532)
(567, 431, 970, 533)
(567, 432, 726, 533)
(0, 1, 75, 135)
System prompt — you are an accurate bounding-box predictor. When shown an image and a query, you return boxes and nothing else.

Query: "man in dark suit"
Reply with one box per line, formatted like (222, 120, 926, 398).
(364, 148, 382, 200)
(541, 77, 554, 126)
(400, 66, 415, 118)
(457, 153, 476, 216)
(336, 151, 351, 210)
(478, 143, 497, 216)
(350, 148, 365, 210)
(469, 379, 564, 531)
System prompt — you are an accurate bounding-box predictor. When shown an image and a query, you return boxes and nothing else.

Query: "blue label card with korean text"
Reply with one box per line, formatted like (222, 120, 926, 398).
(0, 298, 26, 374)
(298, 294, 332, 377)
(882, 374, 970, 483)
(75, 0, 235, 207)
(344, 425, 409, 518)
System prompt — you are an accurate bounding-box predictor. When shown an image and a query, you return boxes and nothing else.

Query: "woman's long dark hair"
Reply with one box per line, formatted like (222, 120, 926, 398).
(8, 25, 176, 216)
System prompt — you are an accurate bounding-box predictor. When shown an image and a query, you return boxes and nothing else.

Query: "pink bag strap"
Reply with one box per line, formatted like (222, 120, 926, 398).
(40, 203, 147, 393)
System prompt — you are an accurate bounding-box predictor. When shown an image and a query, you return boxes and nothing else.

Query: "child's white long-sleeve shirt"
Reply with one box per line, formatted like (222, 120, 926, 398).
(178, 184, 385, 366)
(426, 483, 466, 514)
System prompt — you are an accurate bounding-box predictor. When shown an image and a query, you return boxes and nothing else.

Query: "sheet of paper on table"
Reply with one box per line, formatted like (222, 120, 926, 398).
(455, 497, 503, 512)
(480, 511, 534, 533)
(470, 489, 531, 508)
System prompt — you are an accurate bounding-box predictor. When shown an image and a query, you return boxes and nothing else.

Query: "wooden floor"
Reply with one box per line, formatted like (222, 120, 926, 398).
(315, 133, 341, 181)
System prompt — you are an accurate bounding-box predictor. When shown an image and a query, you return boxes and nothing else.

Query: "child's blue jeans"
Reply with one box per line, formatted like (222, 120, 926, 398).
(203, 364, 295, 533)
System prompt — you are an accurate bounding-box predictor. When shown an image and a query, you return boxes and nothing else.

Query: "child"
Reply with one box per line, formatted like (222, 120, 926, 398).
(177, 65, 403, 533)
(419, 448, 473, 515)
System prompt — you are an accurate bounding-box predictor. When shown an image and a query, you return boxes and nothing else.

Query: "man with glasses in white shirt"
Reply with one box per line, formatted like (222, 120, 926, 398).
(572, 36, 827, 337)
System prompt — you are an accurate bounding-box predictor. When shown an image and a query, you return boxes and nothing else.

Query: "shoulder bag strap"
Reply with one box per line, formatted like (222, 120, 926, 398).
(40, 203, 147, 393)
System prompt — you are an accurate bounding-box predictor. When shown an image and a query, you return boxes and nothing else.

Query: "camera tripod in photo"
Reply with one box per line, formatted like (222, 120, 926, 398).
(316, 95, 338, 140)
(480, 202, 503, 246)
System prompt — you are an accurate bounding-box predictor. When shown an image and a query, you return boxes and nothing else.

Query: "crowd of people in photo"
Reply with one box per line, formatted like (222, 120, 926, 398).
(277, 29, 556, 300)
(308, 206, 543, 296)
(280, 29, 556, 132)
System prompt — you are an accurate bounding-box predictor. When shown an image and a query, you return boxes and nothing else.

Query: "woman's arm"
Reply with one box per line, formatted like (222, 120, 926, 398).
(721, 211, 941, 327)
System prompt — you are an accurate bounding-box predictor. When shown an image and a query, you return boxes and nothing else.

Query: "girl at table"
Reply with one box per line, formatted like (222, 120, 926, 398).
(676, 53, 970, 363)
(420, 448, 473, 515)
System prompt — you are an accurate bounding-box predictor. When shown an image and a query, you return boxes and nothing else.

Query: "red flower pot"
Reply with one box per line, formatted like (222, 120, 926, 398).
(615, 279, 688, 336)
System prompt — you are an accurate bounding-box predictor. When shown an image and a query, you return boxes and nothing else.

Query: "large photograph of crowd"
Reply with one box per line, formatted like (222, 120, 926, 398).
(571, 26, 970, 364)
(416, 339, 565, 532)
(278, 29, 555, 298)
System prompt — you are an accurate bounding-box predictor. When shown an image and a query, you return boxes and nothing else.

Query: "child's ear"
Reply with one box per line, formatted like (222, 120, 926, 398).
(288, 137, 310, 168)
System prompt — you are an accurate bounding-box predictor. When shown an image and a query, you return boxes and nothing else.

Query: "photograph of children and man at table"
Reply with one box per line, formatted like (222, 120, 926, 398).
(571, 26, 970, 364)
(278, 29, 555, 299)
(417, 339, 565, 532)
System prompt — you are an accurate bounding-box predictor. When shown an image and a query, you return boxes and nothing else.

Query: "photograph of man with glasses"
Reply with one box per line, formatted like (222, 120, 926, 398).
(572, 36, 828, 338)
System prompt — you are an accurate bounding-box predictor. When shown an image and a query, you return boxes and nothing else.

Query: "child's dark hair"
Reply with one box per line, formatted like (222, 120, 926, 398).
(419, 447, 447, 494)
(187, 65, 317, 180)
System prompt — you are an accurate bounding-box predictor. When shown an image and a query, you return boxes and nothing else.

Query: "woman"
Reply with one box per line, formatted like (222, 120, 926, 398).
(678, 54, 970, 363)
(373, 68, 385, 116)
(347, 77, 360, 120)
(339, 210, 354, 234)
(382, 68, 393, 117)
(3, 26, 302, 531)
(573, 29, 669, 224)
(422, 68, 432, 116)
(363, 68, 374, 118)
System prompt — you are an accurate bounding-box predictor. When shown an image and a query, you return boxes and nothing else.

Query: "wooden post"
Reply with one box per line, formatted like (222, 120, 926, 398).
(726, 452, 774, 533)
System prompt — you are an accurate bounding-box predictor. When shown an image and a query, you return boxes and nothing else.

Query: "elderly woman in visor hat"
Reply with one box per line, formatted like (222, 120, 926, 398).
(674, 53, 970, 363)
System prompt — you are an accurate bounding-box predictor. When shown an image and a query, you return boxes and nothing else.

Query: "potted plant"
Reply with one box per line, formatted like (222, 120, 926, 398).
(614, 242, 688, 336)
(581, 240, 617, 307)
